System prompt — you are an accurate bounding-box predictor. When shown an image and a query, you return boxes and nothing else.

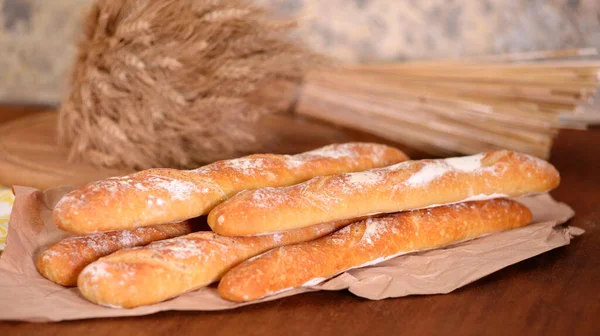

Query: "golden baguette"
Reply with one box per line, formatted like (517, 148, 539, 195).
(53, 143, 408, 235)
(218, 199, 532, 302)
(208, 150, 558, 236)
(36, 221, 197, 286)
(77, 217, 362, 308)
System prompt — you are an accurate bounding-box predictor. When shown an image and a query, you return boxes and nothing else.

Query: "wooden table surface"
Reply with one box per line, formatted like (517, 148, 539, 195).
(0, 104, 50, 125)
(0, 106, 599, 335)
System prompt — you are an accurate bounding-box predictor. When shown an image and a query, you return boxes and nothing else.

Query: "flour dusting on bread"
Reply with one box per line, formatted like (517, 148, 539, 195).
(148, 237, 208, 259)
(147, 175, 199, 200)
(250, 188, 289, 208)
(225, 158, 268, 172)
(345, 171, 383, 186)
(195, 158, 272, 175)
(82, 262, 112, 282)
(445, 153, 485, 171)
(361, 218, 386, 245)
(405, 153, 489, 187)
(299, 143, 360, 159)
(404, 163, 450, 186)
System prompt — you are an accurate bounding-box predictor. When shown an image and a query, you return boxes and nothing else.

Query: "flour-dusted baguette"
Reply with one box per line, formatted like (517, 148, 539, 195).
(36, 221, 197, 286)
(209, 150, 558, 236)
(77, 217, 364, 308)
(218, 199, 532, 302)
(53, 143, 408, 235)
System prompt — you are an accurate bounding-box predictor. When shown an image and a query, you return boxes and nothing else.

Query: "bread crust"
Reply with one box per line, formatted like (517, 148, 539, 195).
(77, 217, 361, 308)
(208, 151, 558, 235)
(36, 221, 194, 286)
(53, 143, 408, 234)
(218, 199, 532, 302)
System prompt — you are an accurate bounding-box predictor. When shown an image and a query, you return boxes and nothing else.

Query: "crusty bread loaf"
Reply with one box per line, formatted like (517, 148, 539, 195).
(54, 143, 408, 235)
(208, 150, 558, 236)
(218, 199, 532, 302)
(36, 221, 197, 286)
(77, 217, 363, 308)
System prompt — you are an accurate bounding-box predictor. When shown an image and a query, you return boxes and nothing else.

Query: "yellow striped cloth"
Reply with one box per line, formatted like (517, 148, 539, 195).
(0, 186, 14, 251)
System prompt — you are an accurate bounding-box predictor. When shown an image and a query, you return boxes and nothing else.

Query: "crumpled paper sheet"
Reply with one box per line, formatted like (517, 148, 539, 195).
(0, 186, 582, 322)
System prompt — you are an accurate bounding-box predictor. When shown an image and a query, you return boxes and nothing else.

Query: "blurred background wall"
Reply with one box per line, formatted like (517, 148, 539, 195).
(1, 0, 599, 105)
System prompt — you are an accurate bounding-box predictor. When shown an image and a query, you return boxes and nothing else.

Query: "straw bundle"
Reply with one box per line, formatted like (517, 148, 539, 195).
(296, 49, 600, 159)
(58, 0, 326, 170)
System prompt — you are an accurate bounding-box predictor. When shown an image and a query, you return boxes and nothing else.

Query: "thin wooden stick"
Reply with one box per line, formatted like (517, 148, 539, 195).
(466, 48, 598, 62)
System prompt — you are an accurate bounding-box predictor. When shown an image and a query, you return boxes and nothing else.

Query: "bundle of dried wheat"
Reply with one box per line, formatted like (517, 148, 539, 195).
(297, 49, 600, 159)
(58, 0, 324, 170)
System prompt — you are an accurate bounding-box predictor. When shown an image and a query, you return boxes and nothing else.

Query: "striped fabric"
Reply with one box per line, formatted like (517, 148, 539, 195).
(0, 186, 14, 252)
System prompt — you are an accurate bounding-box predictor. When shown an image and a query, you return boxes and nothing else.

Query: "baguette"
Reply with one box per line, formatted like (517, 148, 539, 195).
(218, 199, 532, 302)
(36, 221, 197, 286)
(54, 143, 408, 234)
(208, 150, 558, 236)
(77, 217, 363, 308)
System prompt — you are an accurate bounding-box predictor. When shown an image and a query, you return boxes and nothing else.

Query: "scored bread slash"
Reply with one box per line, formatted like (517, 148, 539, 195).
(217, 198, 533, 302)
(53, 143, 409, 235)
(208, 150, 559, 236)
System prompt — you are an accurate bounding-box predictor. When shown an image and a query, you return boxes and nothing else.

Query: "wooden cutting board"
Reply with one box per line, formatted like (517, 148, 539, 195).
(0, 111, 131, 190)
(0, 108, 423, 190)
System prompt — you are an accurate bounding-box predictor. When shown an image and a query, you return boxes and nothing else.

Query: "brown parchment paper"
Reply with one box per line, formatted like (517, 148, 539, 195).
(0, 186, 582, 322)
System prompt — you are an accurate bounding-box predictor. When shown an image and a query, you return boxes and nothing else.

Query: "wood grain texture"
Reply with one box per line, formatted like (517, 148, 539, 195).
(0, 104, 47, 124)
(0, 111, 130, 190)
(0, 105, 598, 335)
(0, 108, 425, 190)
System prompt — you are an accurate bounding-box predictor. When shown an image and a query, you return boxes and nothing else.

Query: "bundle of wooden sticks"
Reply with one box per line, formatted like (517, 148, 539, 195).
(296, 48, 600, 159)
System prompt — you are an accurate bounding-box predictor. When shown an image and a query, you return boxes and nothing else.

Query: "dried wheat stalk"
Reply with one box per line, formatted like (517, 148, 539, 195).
(59, 0, 325, 170)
